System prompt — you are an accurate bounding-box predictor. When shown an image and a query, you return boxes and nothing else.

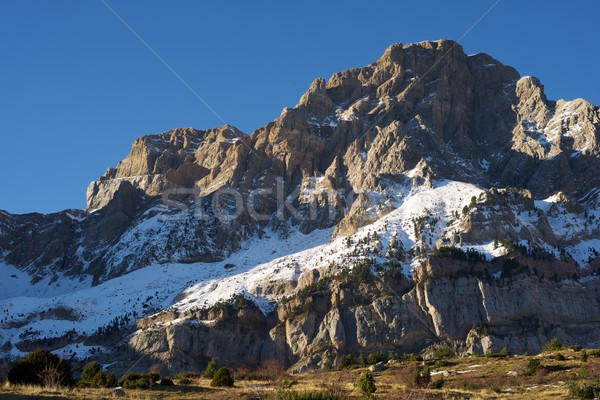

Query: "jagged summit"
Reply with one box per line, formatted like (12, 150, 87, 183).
(1, 40, 600, 372)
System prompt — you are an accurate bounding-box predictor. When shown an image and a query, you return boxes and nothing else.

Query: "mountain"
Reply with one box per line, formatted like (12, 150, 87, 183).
(1, 39, 600, 373)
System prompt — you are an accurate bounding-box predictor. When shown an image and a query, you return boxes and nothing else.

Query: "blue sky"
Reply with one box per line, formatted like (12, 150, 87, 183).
(1, 0, 599, 214)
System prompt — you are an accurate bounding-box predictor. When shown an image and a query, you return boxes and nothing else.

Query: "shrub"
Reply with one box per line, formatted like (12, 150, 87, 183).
(204, 358, 217, 379)
(7, 349, 73, 387)
(105, 372, 117, 388)
(77, 361, 115, 388)
(569, 382, 600, 399)
(159, 378, 174, 386)
(433, 344, 453, 359)
(92, 370, 107, 388)
(499, 347, 510, 357)
(211, 367, 234, 387)
(173, 371, 194, 385)
(581, 350, 589, 363)
(357, 354, 367, 368)
(526, 358, 542, 375)
(118, 372, 158, 389)
(408, 366, 431, 388)
(402, 353, 423, 362)
(81, 361, 102, 383)
(338, 354, 357, 369)
(543, 337, 562, 352)
(552, 353, 566, 361)
(366, 352, 386, 365)
(357, 372, 376, 398)
(431, 378, 445, 389)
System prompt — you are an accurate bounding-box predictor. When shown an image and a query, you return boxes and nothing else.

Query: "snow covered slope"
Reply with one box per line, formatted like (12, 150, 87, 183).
(0, 180, 482, 359)
(1, 178, 599, 362)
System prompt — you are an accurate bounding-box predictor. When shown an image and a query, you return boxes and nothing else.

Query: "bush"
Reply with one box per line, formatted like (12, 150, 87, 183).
(118, 372, 158, 389)
(338, 354, 357, 369)
(526, 358, 542, 375)
(159, 378, 174, 386)
(543, 337, 563, 352)
(431, 378, 445, 389)
(552, 353, 566, 361)
(366, 352, 386, 366)
(402, 353, 423, 362)
(211, 367, 234, 387)
(357, 372, 376, 398)
(7, 349, 73, 387)
(78, 361, 115, 388)
(105, 372, 117, 388)
(204, 358, 217, 379)
(581, 350, 589, 363)
(499, 347, 511, 357)
(173, 371, 195, 385)
(433, 344, 453, 359)
(92, 370, 107, 388)
(408, 366, 431, 388)
(81, 361, 102, 383)
(569, 382, 600, 399)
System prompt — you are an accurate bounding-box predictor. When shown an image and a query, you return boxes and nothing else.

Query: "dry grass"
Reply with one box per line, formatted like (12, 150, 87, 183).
(2, 349, 595, 399)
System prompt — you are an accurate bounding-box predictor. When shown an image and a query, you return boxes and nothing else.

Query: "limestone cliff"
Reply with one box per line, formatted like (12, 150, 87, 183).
(1, 39, 600, 371)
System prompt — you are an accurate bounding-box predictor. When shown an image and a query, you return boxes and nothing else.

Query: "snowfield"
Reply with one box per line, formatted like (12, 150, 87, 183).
(0, 179, 598, 360)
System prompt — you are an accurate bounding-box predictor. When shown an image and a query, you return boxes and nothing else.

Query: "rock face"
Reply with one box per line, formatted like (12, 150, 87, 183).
(1, 39, 600, 372)
(2, 39, 599, 283)
(124, 252, 600, 373)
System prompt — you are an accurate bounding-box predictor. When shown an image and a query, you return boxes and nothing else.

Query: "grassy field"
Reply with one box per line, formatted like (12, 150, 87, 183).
(1, 348, 597, 399)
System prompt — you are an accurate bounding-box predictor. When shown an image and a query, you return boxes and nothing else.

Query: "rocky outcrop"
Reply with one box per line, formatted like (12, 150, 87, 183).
(124, 251, 600, 373)
(2, 39, 600, 371)
(3, 39, 600, 283)
(86, 126, 245, 210)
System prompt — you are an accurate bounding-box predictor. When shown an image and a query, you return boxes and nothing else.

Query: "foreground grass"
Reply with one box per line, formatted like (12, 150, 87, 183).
(2, 349, 597, 399)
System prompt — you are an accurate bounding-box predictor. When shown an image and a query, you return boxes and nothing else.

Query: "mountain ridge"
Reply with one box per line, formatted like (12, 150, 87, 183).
(1, 39, 600, 373)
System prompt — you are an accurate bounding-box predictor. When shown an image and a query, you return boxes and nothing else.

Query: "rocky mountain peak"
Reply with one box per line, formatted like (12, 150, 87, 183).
(2, 40, 600, 373)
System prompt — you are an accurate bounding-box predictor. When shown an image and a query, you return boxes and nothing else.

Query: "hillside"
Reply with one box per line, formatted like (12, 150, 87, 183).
(1, 39, 600, 374)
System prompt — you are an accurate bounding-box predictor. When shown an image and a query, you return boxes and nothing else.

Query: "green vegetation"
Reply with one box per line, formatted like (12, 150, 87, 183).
(118, 372, 159, 389)
(7, 349, 73, 387)
(408, 366, 431, 388)
(357, 371, 376, 398)
(433, 344, 453, 359)
(431, 378, 445, 389)
(204, 359, 217, 379)
(78, 361, 116, 388)
(569, 382, 600, 399)
(432, 246, 487, 263)
(338, 354, 357, 370)
(81, 361, 102, 383)
(581, 350, 589, 363)
(173, 371, 195, 385)
(211, 293, 251, 313)
(526, 358, 542, 375)
(4, 349, 600, 399)
(210, 367, 234, 387)
(543, 337, 563, 352)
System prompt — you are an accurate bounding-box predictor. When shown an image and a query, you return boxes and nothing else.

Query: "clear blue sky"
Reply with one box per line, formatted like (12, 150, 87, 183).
(1, 0, 598, 214)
